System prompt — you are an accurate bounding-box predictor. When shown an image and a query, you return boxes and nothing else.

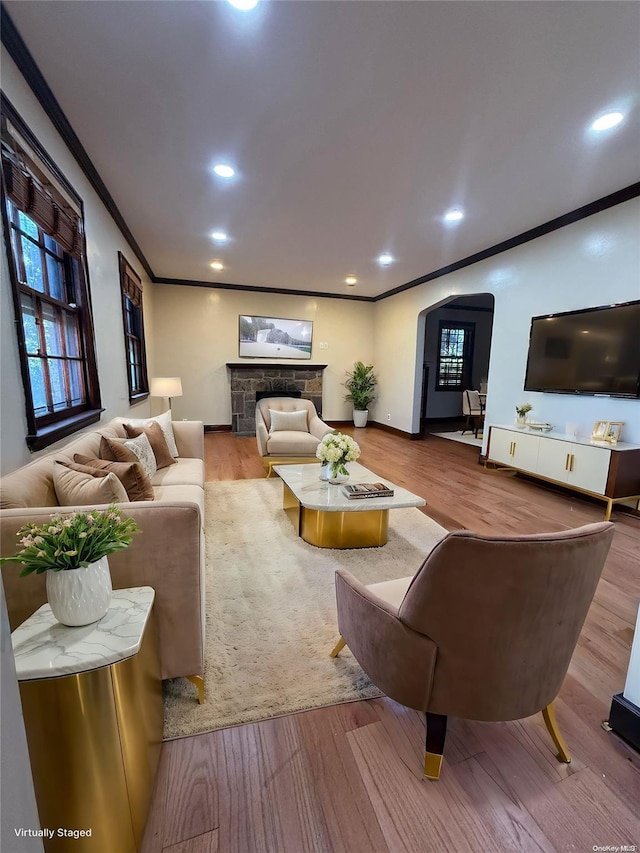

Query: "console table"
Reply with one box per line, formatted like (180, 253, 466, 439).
(12, 587, 162, 853)
(486, 425, 640, 520)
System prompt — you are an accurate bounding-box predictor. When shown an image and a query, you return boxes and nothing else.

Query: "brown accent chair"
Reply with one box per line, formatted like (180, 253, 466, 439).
(330, 522, 615, 779)
(255, 397, 333, 476)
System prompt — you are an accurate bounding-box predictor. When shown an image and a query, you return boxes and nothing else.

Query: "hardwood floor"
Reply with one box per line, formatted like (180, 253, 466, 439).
(144, 427, 640, 853)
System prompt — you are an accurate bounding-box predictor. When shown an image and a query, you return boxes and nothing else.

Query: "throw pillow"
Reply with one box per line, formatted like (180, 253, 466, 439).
(72, 455, 155, 502)
(123, 421, 176, 470)
(52, 461, 129, 506)
(100, 434, 157, 479)
(121, 410, 178, 457)
(268, 409, 308, 433)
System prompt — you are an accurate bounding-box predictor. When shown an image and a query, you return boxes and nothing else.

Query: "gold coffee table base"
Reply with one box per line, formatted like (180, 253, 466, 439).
(283, 482, 389, 548)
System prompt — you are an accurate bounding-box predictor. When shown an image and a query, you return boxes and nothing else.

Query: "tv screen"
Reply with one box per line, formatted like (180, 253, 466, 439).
(524, 300, 640, 398)
(239, 315, 313, 359)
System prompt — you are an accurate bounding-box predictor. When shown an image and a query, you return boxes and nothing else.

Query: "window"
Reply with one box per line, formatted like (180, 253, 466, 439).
(436, 322, 475, 390)
(2, 101, 101, 450)
(118, 253, 149, 403)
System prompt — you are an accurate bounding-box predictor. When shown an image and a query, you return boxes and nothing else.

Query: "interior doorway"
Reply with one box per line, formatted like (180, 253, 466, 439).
(417, 293, 495, 441)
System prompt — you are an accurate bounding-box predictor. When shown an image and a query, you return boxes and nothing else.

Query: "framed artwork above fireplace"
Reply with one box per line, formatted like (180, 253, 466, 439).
(239, 315, 313, 359)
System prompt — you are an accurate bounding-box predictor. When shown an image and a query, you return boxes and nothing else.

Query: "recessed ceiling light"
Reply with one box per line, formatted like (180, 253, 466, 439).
(444, 208, 464, 222)
(210, 261, 224, 271)
(211, 231, 228, 243)
(213, 164, 235, 178)
(345, 276, 357, 285)
(227, 0, 259, 9)
(377, 253, 393, 266)
(591, 112, 624, 132)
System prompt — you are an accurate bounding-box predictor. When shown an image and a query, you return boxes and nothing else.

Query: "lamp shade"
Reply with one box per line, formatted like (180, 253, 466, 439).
(150, 377, 183, 398)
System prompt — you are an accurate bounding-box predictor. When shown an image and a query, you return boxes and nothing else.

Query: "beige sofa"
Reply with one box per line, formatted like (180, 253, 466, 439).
(0, 418, 205, 691)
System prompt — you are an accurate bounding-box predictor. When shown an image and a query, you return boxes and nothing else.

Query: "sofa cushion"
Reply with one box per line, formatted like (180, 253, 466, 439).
(149, 458, 205, 488)
(152, 484, 205, 522)
(100, 434, 157, 479)
(52, 462, 129, 506)
(267, 430, 322, 455)
(268, 409, 308, 433)
(73, 456, 154, 502)
(117, 410, 178, 457)
(123, 421, 177, 470)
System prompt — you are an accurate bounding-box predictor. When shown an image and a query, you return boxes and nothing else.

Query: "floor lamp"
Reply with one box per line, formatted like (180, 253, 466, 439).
(150, 377, 183, 412)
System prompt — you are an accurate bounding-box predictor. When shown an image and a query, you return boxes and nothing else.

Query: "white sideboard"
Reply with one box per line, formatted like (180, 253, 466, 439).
(486, 425, 640, 519)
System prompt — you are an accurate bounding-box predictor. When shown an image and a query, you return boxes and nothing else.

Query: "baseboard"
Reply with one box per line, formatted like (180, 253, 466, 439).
(608, 693, 640, 752)
(204, 424, 232, 432)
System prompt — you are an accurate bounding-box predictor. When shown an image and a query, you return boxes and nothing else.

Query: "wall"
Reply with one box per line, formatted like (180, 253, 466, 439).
(0, 48, 155, 475)
(148, 285, 375, 424)
(422, 304, 494, 419)
(373, 198, 640, 447)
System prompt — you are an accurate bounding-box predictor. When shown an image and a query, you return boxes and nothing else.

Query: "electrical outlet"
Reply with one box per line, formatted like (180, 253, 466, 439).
(387, 413, 391, 421)
(319, 342, 328, 350)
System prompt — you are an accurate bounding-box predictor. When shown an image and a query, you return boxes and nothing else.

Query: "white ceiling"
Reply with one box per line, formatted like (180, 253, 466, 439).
(4, 1, 639, 299)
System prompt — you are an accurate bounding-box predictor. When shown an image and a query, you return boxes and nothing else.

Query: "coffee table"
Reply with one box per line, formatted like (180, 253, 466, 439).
(273, 462, 426, 548)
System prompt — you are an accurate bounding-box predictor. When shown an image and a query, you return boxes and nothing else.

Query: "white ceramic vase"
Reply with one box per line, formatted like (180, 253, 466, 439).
(46, 556, 112, 627)
(353, 409, 369, 428)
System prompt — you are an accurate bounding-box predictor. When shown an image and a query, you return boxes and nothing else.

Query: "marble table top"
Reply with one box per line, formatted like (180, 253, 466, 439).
(11, 587, 155, 681)
(273, 461, 426, 512)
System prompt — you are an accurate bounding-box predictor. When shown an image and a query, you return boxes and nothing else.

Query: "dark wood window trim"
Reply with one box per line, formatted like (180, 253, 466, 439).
(435, 321, 475, 392)
(118, 252, 149, 404)
(1, 102, 102, 451)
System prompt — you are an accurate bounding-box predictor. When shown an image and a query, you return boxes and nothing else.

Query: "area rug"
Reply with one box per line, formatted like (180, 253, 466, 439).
(162, 478, 448, 739)
(432, 430, 483, 448)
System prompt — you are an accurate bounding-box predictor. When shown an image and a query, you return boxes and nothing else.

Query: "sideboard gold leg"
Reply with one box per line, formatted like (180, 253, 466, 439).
(542, 703, 571, 763)
(330, 637, 346, 658)
(604, 499, 613, 521)
(186, 675, 205, 704)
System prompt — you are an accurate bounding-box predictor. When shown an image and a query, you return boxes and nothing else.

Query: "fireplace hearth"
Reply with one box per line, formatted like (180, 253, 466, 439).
(226, 363, 327, 435)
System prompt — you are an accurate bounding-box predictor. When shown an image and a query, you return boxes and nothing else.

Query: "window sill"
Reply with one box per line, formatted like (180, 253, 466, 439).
(26, 409, 104, 452)
(129, 392, 149, 405)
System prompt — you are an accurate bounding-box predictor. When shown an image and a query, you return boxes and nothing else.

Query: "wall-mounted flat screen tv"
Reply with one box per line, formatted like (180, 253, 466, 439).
(524, 300, 640, 398)
(239, 315, 313, 359)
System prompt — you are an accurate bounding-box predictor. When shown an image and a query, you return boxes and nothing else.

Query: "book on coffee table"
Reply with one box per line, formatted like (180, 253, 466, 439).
(342, 482, 395, 499)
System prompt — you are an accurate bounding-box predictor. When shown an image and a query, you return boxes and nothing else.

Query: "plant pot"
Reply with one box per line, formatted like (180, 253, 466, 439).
(46, 556, 112, 627)
(353, 409, 369, 428)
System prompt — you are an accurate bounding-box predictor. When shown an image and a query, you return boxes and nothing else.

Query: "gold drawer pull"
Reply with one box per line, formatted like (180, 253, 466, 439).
(569, 454, 575, 472)
(565, 453, 570, 471)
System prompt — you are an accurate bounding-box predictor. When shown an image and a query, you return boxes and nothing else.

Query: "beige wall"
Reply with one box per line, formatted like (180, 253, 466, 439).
(0, 49, 155, 474)
(148, 285, 375, 424)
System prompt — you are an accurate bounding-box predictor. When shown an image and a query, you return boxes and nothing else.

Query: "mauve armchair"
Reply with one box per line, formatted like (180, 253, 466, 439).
(331, 522, 614, 779)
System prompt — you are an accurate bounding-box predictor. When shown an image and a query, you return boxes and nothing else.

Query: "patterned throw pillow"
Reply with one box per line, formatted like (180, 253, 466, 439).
(121, 410, 178, 457)
(72, 455, 155, 501)
(123, 421, 176, 469)
(52, 462, 129, 506)
(100, 433, 157, 479)
(268, 409, 308, 434)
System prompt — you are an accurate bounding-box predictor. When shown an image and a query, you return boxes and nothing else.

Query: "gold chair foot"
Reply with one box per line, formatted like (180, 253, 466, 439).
(329, 637, 346, 658)
(423, 751, 443, 780)
(186, 675, 205, 704)
(542, 703, 571, 763)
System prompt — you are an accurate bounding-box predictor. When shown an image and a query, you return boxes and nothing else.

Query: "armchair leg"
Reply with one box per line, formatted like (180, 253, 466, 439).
(542, 703, 571, 763)
(424, 712, 448, 780)
(186, 675, 205, 704)
(329, 636, 346, 658)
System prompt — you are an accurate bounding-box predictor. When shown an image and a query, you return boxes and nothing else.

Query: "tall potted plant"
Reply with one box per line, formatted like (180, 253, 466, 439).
(344, 361, 377, 427)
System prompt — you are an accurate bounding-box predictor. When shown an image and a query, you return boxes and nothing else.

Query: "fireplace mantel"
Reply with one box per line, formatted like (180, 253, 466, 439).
(226, 363, 327, 435)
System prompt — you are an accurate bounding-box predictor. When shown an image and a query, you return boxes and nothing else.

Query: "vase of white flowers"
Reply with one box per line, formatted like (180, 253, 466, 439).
(316, 431, 361, 484)
(515, 403, 532, 428)
(1, 505, 139, 627)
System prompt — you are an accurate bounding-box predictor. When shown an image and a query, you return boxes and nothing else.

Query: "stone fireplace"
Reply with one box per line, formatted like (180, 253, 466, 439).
(226, 363, 327, 435)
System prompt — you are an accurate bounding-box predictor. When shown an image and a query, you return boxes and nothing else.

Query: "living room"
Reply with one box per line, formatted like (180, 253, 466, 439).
(1, 2, 639, 851)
